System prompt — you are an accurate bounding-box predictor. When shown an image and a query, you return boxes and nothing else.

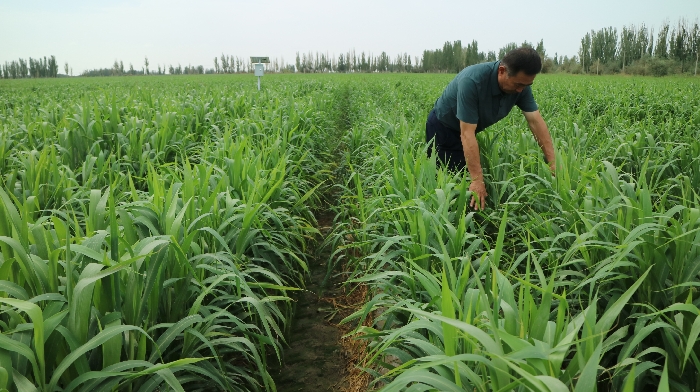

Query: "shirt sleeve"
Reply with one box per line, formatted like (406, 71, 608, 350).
(456, 78, 479, 124)
(516, 86, 538, 112)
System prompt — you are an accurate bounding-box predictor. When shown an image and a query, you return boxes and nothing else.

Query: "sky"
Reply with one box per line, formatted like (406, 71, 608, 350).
(1, 0, 698, 74)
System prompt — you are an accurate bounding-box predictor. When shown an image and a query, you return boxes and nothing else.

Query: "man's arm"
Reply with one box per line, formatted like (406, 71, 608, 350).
(460, 120, 488, 210)
(522, 110, 556, 175)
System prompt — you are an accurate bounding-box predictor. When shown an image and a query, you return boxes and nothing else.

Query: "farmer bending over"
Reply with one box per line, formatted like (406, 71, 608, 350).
(425, 47, 555, 210)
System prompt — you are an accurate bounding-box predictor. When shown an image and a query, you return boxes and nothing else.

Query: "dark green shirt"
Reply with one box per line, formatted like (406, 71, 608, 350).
(434, 61, 538, 133)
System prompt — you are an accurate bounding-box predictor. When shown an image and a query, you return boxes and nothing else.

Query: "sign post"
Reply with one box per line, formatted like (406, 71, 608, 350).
(250, 57, 270, 91)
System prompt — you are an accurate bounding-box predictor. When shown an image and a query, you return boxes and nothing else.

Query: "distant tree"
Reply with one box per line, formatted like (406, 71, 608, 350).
(351, 49, 357, 72)
(414, 56, 421, 72)
(19, 58, 27, 77)
(656, 21, 670, 58)
(395, 53, 404, 72)
(579, 33, 592, 72)
(442, 41, 453, 71)
(636, 24, 651, 60)
(590, 27, 618, 65)
(378, 52, 389, 72)
(64, 62, 69, 76)
(452, 40, 463, 71)
(617, 23, 651, 71)
(220, 54, 229, 73)
(144, 57, 149, 75)
(337, 53, 346, 72)
(670, 19, 692, 72)
(535, 39, 546, 60)
(465, 40, 482, 67)
(498, 42, 519, 59)
(692, 21, 700, 75)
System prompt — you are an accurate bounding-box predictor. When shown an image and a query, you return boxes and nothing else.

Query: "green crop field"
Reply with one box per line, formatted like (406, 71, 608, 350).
(0, 73, 699, 391)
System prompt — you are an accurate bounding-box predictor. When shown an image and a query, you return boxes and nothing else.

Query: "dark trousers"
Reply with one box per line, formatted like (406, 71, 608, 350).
(425, 109, 466, 171)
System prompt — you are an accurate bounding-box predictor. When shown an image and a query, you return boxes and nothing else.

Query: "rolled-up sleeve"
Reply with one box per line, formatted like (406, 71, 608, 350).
(456, 78, 480, 124)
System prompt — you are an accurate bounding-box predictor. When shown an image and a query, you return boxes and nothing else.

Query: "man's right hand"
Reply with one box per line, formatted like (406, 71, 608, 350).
(469, 180, 488, 211)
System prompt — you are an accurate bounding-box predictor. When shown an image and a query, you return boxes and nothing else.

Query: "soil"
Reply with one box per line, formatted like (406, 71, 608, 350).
(271, 212, 349, 392)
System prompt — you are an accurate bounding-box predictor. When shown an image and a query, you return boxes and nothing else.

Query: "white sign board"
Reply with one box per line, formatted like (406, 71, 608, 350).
(254, 63, 264, 77)
(251, 56, 268, 91)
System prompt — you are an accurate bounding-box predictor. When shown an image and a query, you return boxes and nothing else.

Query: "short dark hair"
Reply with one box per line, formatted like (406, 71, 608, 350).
(501, 47, 542, 76)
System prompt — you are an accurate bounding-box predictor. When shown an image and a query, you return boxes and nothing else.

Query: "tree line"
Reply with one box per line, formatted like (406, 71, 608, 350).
(81, 58, 170, 77)
(1, 56, 60, 79)
(293, 50, 417, 73)
(2, 17, 698, 79)
(576, 18, 700, 76)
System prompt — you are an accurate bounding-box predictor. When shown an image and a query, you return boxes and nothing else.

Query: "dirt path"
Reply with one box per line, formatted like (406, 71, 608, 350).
(271, 212, 348, 391)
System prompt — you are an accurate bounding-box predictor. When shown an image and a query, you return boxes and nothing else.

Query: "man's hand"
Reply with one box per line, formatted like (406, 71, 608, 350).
(459, 121, 487, 210)
(523, 111, 556, 177)
(469, 179, 488, 211)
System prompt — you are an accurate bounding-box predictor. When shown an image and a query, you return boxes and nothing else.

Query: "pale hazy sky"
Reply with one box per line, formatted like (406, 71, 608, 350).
(1, 0, 698, 73)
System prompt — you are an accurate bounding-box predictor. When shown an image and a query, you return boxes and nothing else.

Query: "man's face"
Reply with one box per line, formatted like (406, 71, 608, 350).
(497, 65, 536, 94)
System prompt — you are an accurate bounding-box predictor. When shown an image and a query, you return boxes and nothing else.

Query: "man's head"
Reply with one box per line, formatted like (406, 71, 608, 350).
(498, 47, 542, 94)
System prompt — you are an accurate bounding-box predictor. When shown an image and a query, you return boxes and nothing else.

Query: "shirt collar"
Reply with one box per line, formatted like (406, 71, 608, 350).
(491, 61, 503, 96)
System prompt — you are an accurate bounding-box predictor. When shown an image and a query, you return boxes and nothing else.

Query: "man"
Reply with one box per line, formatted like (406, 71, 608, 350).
(425, 47, 555, 211)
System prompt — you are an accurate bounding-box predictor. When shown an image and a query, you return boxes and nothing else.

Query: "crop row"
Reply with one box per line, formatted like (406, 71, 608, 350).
(331, 74, 700, 391)
(0, 76, 341, 391)
(1, 73, 699, 392)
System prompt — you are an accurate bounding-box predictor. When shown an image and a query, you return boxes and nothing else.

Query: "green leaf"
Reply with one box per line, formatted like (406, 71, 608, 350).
(0, 280, 29, 300)
(622, 364, 636, 392)
(596, 267, 650, 334)
(574, 342, 602, 392)
(0, 335, 37, 382)
(441, 270, 460, 387)
(10, 369, 37, 392)
(657, 358, 669, 392)
(683, 313, 700, 372)
(148, 315, 203, 363)
(0, 298, 44, 386)
(384, 369, 463, 392)
(47, 325, 147, 392)
(0, 186, 28, 247)
(0, 366, 7, 390)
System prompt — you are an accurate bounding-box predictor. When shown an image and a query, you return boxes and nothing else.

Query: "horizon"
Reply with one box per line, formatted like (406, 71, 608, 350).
(1, 0, 698, 75)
